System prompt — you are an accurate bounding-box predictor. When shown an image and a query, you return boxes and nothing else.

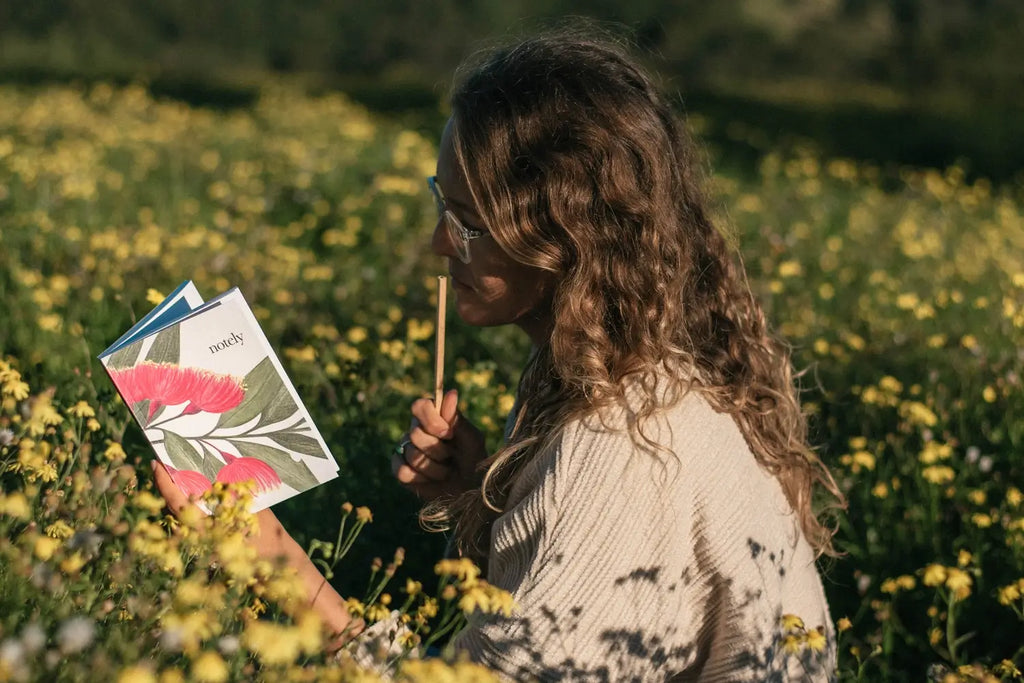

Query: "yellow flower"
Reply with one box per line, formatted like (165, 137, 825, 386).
(921, 465, 955, 485)
(780, 614, 804, 632)
(782, 634, 803, 654)
(435, 558, 482, 586)
(957, 550, 972, 567)
(346, 327, 368, 344)
(1007, 487, 1023, 507)
(191, 651, 229, 683)
(67, 400, 96, 418)
(405, 579, 422, 597)
(836, 617, 852, 633)
(896, 575, 916, 591)
(945, 568, 972, 600)
(970, 513, 993, 528)
(104, 441, 127, 461)
(346, 598, 365, 618)
(60, 551, 87, 575)
(355, 506, 373, 523)
(45, 520, 74, 539)
(922, 564, 947, 587)
(804, 628, 826, 652)
(134, 491, 166, 515)
(997, 583, 1021, 605)
(900, 401, 938, 427)
(146, 289, 166, 305)
(0, 491, 32, 520)
(117, 665, 158, 683)
(777, 260, 803, 278)
(982, 386, 997, 403)
(851, 451, 876, 471)
(34, 535, 62, 561)
(158, 669, 186, 683)
(871, 482, 889, 499)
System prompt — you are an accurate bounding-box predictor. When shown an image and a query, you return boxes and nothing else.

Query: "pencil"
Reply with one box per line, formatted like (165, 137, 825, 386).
(434, 275, 447, 407)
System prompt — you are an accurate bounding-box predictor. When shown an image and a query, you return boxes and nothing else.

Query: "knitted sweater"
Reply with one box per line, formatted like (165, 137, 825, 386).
(453, 390, 835, 681)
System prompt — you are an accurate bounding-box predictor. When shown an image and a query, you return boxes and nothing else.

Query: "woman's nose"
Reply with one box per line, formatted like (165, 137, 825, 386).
(431, 214, 457, 259)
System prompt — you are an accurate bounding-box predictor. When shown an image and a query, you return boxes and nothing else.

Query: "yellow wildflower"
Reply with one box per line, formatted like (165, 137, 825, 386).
(804, 628, 826, 652)
(921, 466, 955, 485)
(191, 651, 229, 683)
(117, 665, 158, 683)
(67, 400, 96, 418)
(780, 614, 804, 632)
(922, 564, 947, 587)
(34, 535, 62, 561)
(957, 550, 972, 567)
(900, 401, 938, 427)
(836, 617, 852, 632)
(997, 583, 1021, 605)
(970, 513, 993, 528)
(782, 634, 802, 654)
(355, 506, 373, 523)
(1007, 487, 1023, 507)
(945, 568, 972, 600)
(435, 558, 482, 586)
(0, 491, 31, 520)
(45, 520, 74, 539)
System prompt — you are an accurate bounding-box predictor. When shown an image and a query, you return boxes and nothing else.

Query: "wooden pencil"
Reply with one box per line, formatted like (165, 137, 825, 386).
(434, 275, 447, 407)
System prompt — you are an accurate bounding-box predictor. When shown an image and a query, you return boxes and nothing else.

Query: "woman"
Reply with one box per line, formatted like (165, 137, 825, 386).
(158, 28, 842, 681)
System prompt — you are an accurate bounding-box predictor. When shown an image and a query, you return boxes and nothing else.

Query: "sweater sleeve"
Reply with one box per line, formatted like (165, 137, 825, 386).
(455, 416, 704, 681)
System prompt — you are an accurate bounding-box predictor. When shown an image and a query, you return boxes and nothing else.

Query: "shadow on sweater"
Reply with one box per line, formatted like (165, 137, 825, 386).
(468, 537, 835, 682)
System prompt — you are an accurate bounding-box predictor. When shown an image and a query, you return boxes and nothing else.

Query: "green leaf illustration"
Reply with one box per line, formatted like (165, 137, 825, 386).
(257, 384, 299, 428)
(145, 325, 180, 365)
(229, 440, 319, 492)
(106, 341, 143, 370)
(216, 357, 284, 429)
(130, 399, 151, 426)
(267, 430, 329, 458)
(163, 431, 203, 472)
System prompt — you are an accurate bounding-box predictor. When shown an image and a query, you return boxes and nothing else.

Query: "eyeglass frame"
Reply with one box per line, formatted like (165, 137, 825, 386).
(428, 175, 489, 264)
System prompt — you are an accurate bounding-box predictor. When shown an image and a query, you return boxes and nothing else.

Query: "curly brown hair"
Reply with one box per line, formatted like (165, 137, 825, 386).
(423, 25, 844, 564)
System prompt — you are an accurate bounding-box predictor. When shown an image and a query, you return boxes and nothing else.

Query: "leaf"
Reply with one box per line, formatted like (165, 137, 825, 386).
(163, 431, 203, 472)
(267, 430, 329, 458)
(145, 325, 180, 365)
(106, 341, 143, 370)
(130, 399, 151, 426)
(217, 357, 283, 429)
(257, 384, 300, 428)
(229, 440, 320, 492)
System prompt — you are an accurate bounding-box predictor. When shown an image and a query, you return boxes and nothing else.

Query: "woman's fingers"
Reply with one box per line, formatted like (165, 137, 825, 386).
(411, 395, 454, 439)
(151, 461, 192, 515)
(392, 437, 451, 482)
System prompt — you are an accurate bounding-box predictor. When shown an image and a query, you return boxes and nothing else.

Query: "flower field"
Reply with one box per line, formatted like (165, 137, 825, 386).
(0, 82, 1021, 681)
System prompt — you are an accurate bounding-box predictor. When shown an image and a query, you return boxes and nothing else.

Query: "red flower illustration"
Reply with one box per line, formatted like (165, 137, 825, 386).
(109, 363, 245, 423)
(215, 451, 282, 493)
(181, 371, 246, 415)
(165, 465, 213, 498)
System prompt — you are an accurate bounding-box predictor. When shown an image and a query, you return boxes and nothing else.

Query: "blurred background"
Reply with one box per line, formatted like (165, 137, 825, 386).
(1, 0, 1022, 181)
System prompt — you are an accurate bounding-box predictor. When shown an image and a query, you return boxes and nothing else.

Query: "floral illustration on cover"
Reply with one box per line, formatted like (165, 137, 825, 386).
(106, 324, 327, 498)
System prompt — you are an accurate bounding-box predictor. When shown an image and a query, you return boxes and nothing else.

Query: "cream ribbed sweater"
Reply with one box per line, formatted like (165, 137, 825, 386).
(453, 391, 836, 681)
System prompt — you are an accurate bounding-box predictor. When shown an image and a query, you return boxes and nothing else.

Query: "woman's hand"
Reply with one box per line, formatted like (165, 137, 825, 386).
(151, 461, 359, 644)
(392, 389, 488, 501)
(151, 460, 296, 561)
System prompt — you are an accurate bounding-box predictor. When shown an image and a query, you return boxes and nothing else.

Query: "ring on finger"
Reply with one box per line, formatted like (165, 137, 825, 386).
(394, 439, 413, 464)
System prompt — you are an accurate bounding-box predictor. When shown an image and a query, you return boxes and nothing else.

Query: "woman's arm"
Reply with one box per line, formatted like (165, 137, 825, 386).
(151, 462, 363, 648)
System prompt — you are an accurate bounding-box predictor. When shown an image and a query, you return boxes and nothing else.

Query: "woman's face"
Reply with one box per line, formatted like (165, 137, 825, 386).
(432, 119, 554, 342)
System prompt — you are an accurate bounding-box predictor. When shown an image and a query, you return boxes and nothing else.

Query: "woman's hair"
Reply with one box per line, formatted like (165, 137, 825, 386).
(422, 24, 844, 562)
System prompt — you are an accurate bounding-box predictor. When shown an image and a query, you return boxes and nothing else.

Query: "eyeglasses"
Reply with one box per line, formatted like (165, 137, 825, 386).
(428, 176, 488, 264)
